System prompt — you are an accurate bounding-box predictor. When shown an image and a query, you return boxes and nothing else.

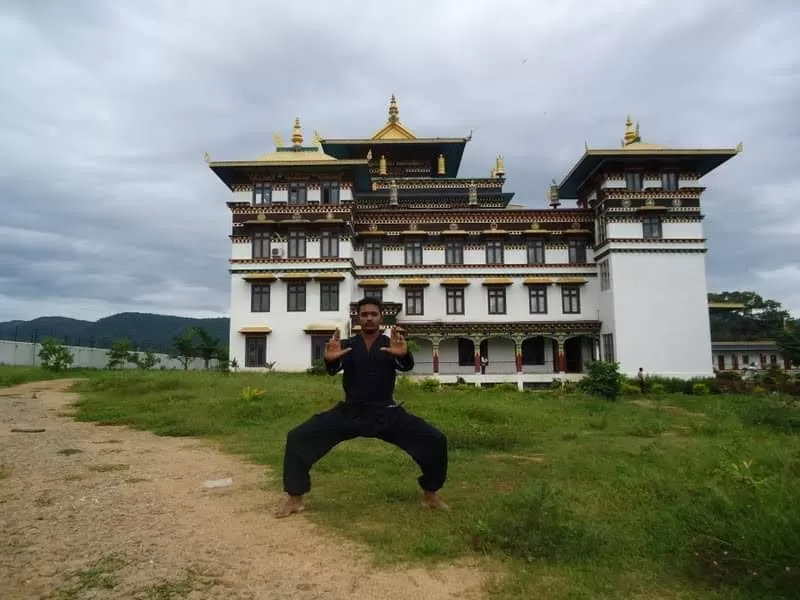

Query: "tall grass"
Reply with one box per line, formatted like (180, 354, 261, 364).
(38, 370, 800, 598)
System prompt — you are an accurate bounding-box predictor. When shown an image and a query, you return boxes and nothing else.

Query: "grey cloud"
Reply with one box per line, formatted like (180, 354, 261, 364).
(1, 0, 799, 322)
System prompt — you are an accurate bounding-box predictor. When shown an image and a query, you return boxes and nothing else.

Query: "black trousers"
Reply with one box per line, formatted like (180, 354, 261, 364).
(282, 402, 448, 496)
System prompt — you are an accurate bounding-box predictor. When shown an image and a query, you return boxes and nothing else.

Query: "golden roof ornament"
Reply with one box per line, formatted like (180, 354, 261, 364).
(366, 149, 373, 160)
(437, 153, 445, 176)
(622, 115, 641, 147)
(495, 155, 505, 177)
(388, 94, 399, 124)
(273, 133, 284, 148)
(313, 130, 322, 146)
(291, 117, 303, 147)
(379, 154, 387, 175)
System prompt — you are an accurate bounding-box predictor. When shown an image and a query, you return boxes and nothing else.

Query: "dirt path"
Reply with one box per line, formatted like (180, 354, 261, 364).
(0, 380, 487, 600)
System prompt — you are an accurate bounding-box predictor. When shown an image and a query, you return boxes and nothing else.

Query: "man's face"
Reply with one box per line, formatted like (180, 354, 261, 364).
(358, 303, 382, 333)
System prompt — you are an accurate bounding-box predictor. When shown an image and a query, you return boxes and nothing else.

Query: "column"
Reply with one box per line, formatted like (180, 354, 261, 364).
(556, 336, 566, 373)
(432, 338, 440, 374)
(473, 337, 482, 373)
(513, 337, 523, 373)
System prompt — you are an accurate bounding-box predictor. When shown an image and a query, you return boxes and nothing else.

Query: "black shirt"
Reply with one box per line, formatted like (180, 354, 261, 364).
(324, 334, 414, 407)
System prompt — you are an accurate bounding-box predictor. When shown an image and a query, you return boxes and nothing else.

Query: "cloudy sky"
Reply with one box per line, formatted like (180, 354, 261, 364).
(1, 0, 798, 323)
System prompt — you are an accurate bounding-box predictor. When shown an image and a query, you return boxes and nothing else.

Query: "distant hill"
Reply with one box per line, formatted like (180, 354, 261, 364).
(0, 312, 230, 353)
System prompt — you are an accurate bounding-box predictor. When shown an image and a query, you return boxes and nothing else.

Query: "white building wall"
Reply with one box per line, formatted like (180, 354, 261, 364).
(228, 272, 354, 372)
(233, 190, 250, 203)
(609, 253, 713, 378)
(0, 340, 213, 370)
(607, 221, 703, 239)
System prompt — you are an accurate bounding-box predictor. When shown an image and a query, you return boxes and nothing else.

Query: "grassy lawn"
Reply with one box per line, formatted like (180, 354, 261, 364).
(0, 365, 97, 388)
(6, 365, 799, 599)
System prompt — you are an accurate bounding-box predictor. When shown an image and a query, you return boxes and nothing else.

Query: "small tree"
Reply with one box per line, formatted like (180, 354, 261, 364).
(194, 327, 221, 369)
(129, 350, 161, 370)
(171, 329, 197, 370)
(578, 360, 623, 401)
(38, 337, 73, 371)
(107, 339, 133, 369)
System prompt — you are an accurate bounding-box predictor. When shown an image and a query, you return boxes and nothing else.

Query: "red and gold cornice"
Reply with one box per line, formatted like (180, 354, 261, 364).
(370, 178, 504, 190)
(399, 320, 602, 337)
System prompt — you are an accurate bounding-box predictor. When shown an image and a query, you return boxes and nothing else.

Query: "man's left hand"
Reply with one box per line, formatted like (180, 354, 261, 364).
(380, 327, 408, 358)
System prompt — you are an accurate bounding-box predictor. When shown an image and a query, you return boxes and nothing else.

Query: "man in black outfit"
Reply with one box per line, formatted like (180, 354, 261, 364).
(275, 297, 449, 518)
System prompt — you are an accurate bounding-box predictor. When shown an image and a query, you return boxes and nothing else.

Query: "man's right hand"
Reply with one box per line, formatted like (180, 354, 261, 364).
(324, 328, 352, 362)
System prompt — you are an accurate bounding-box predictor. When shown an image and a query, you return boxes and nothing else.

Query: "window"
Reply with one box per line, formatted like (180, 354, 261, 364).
(486, 240, 504, 265)
(770, 354, 777, 366)
(602, 333, 615, 361)
(320, 282, 339, 311)
(599, 261, 611, 291)
(568, 239, 587, 263)
(364, 240, 382, 265)
(251, 285, 270, 312)
(642, 216, 662, 239)
(288, 183, 307, 204)
(245, 335, 267, 368)
(362, 287, 383, 302)
(320, 231, 339, 258)
(717, 355, 725, 371)
(446, 288, 465, 314)
(320, 182, 340, 205)
(457, 338, 475, 366)
(253, 183, 271, 205)
(252, 231, 271, 259)
(487, 287, 506, 314)
(662, 172, 678, 191)
(625, 171, 642, 191)
(562, 285, 581, 314)
(405, 287, 424, 315)
(287, 283, 306, 312)
(405, 241, 423, 265)
(527, 239, 545, 264)
(521, 338, 545, 365)
(597, 214, 607, 243)
(528, 285, 548, 314)
(444, 240, 463, 265)
(287, 230, 306, 258)
(742, 354, 750, 366)
(310, 335, 328, 364)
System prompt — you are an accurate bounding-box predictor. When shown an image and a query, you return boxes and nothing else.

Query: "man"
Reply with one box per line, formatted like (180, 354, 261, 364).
(275, 297, 449, 518)
(637, 367, 646, 392)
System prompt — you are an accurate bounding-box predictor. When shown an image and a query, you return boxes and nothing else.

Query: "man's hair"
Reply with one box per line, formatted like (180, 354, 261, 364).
(357, 297, 383, 313)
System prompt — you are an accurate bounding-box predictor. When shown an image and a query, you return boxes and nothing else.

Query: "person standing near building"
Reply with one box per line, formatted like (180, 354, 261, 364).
(275, 297, 449, 518)
(637, 367, 646, 392)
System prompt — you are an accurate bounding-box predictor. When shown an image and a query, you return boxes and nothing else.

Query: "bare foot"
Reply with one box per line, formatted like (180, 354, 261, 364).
(275, 495, 305, 518)
(421, 491, 450, 511)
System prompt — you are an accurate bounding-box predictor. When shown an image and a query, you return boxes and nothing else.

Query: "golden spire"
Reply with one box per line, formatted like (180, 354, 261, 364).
(291, 117, 303, 147)
(313, 130, 322, 146)
(623, 115, 640, 146)
(437, 153, 445, 175)
(366, 149, 372, 160)
(388, 94, 399, 124)
(495, 155, 505, 177)
(379, 154, 387, 175)
(273, 133, 284, 147)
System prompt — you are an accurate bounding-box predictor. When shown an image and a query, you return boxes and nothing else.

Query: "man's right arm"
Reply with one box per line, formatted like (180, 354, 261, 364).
(324, 339, 350, 375)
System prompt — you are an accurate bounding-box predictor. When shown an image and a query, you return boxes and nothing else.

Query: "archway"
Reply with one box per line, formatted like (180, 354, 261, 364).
(438, 337, 475, 375)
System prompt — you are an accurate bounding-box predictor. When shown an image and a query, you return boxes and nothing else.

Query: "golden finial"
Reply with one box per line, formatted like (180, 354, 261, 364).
(379, 154, 387, 175)
(313, 130, 322, 146)
(623, 115, 639, 146)
(291, 117, 303, 147)
(388, 94, 399, 124)
(736, 142, 744, 152)
(203, 152, 210, 163)
(491, 167, 497, 177)
(366, 149, 373, 160)
(437, 153, 445, 175)
(273, 133, 284, 147)
(495, 155, 505, 177)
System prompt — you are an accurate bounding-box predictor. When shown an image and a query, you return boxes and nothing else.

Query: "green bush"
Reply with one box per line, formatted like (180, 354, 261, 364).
(419, 377, 440, 392)
(650, 382, 666, 394)
(692, 383, 710, 396)
(577, 360, 622, 400)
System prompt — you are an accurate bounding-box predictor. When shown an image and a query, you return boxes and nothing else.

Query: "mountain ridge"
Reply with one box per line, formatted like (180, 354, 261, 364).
(0, 312, 230, 353)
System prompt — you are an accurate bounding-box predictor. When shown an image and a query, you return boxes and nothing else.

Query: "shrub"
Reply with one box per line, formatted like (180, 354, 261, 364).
(419, 378, 440, 392)
(38, 337, 74, 371)
(650, 382, 666, 394)
(577, 360, 623, 400)
(692, 383, 710, 396)
(306, 359, 327, 375)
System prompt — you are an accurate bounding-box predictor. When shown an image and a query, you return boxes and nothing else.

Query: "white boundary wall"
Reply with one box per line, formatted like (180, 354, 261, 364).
(0, 340, 214, 370)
